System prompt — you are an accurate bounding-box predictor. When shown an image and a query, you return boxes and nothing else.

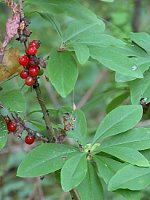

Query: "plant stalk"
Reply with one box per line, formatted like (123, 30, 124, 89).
(70, 189, 80, 200)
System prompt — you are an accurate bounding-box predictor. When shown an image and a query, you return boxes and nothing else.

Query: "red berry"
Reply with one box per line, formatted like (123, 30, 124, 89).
(26, 46, 37, 56)
(29, 40, 40, 49)
(7, 121, 17, 132)
(20, 70, 29, 79)
(28, 59, 36, 67)
(19, 55, 29, 66)
(25, 135, 35, 145)
(29, 66, 39, 77)
(25, 76, 35, 86)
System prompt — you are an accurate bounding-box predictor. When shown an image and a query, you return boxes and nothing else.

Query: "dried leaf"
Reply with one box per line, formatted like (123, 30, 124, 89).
(0, 48, 20, 81)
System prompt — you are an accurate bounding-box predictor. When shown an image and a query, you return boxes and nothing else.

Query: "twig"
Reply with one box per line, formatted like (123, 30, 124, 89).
(77, 69, 108, 109)
(34, 82, 55, 142)
(70, 189, 79, 200)
(17, 0, 55, 142)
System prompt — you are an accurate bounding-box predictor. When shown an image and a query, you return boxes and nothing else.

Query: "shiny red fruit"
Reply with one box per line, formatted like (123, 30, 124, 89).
(28, 59, 36, 67)
(26, 46, 37, 56)
(25, 135, 35, 145)
(20, 70, 29, 79)
(25, 76, 35, 86)
(29, 40, 40, 49)
(7, 121, 17, 132)
(29, 66, 39, 77)
(19, 55, 29, 66)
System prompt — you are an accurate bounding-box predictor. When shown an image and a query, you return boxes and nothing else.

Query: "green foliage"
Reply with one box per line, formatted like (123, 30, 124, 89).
(25, 0, 98, 23)
(17, 144, 78, 177)
(129, 71, 150, 104)
(67, 109, 88, 145)
(0, 89, 26, 112)
(100, 146, 149, 167)
(77, 162, 104, 200)
(1, 0, 150, 199)
(48, 50, 78, 97)
(63, 20, 105, 43)
(108, 164, 150, 191)
(72, 43, 90, 64)
(61, 152, 87, 192)
(130, 32, 150, 54)
(90, 46, 143, 78)
(93, 105, 143, 143)
(0, 115, 7, 150)
(94, 156, 125, 184)
(101, 128, 150, 150)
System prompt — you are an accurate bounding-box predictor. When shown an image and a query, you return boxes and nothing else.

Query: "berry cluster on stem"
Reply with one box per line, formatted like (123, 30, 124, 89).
(19, 40, 42, 86)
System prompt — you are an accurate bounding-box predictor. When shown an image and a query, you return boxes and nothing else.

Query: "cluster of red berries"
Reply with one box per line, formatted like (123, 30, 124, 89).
(19, 40, 41, 86)
(3, 116, 35, 145)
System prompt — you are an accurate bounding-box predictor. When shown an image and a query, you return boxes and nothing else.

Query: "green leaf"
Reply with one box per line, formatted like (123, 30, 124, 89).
(25, 0, 98, 23)
(101, 128, 150, 150)
(61, 152, 87, 192)
(17, 144, 78, 177)
(64, 21, 123, 47)
(115, 54, 150, 82)
(77, 162, 104, 200)
(73, 44, 90, 64)
(130, 32, 150, 54)
(0, 116, 7, 150)
(90, 46, 143, 78)
(0, 90, 26, 112)
(64, 20, 105, 43)
(67, 109, 87, 145)
(47, 50, 78, 97)
(94, 156, 125, 184)
(106, 92, 129, 113)
(36, 12, 63, 40)
(129, 71, 150, 104)
(117, 189, 141, 200)
(101, 146, 150, 167)
(115, 72, 136, 82)
(142, 149, 150, 161)
(71, 34, 125, 47)
(93, 105, 143, 143)
(108, 164, 150, 191)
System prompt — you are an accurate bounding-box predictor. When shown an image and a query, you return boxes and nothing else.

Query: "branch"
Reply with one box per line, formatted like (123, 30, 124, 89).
(70, 189, 79, 200)
(34, 82, 55, 142)
(77, 69, 108, 109)
(0, 106, 49, 143)
(17, 0, 55, 142)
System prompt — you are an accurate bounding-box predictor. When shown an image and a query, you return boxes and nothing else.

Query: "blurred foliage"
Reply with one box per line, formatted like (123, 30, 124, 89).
(1, 0, 150, 199)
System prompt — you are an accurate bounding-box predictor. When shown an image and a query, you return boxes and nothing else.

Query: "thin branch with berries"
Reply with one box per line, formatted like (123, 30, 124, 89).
(17, 0, 55, 142)
(0, 103, 49, 144)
